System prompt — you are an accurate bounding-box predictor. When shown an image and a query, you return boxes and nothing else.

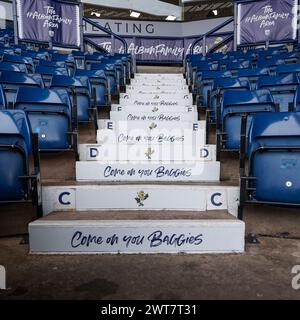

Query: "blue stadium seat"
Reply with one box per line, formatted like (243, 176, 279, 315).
(209, 77, 250, 123)
(257, 73, 300, 112)
(35, 65, 69, 87)
(91, 63, 118, 95)
(14, 87, 77, 155)
(277, 63, 300, 77)
(238, 67, 270, 89)
(0, 109, 42, 215)
(0, 71, 43, 107)
(0, 84, 6, 109)
(197, 70, 232, 107)
(217, 89, 276, 157)
(0, 61, 27, 73)
(2, 54, 35, 73)
(239, 112, 300, 219)
(74, 69, 109, 107)
(50, 75, 96, 124)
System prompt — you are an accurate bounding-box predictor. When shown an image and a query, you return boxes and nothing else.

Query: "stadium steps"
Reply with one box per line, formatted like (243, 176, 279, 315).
(28, 66, 245, 254)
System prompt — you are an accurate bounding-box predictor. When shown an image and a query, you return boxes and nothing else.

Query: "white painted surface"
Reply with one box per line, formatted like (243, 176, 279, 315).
(76, 161, 220, 182)
(0, 265, 5, 290)
(29, 219, 245, 254)
(110, 111, 198, 122)
(127, 85, 189, 90)
(96, 128, 205, 146)
(120, 93, 193, 105)
(134, 73, 184, 78)
(125, 88, 189, 94)
(98, 119, 202, 130)
(110, 105, 195, 113)
(119, 98, 192, 107)
(131, 78, 186, 85)
(78, 144, 216, 161)
(41, 185, 239, 215)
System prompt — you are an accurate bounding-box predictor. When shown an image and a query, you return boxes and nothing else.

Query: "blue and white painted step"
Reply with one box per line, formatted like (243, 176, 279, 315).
(78, 144, 216, 162)
(29, 219, 245, 254)
(41, 184, 239, 215)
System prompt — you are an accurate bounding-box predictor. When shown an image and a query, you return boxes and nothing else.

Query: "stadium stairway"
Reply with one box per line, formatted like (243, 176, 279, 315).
(27, 65, 245, 254)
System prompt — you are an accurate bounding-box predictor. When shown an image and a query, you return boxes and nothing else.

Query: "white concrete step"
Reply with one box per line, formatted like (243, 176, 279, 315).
(98, 119, 203, 131)
(29, 216, 245, 254)
(134, 73, 184, 78)
(78, 144, 216, 161)
(76, 161, 220, 182)
(110, 110, 198, 122)
(96, 129, 205, 145)
(125, 88, 189, 94)
(131, 78, 186, 85)
(119, 97, 192, 107)
(120, 93, 193, 105)
(41, 184, 239, 215)
(110, 104, 195, 113)
(127, 84, 189, 90)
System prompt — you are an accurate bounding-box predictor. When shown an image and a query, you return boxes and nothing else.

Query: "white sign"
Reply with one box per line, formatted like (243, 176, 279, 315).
(96, 129, 205, 145)
(29, 220, 245, 254)
(110, 111, 198, 122)
(120, 93, 193, 105)
(79, 144, 216, 162)
(41, 185, 239, 215)
(111, 105, 195, 113)
(98, 119, 202, 130)
(127, 85, 189, 90)
(76, 161, 220, 182)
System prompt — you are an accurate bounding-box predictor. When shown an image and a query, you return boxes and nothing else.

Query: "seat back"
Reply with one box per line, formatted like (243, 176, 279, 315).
(277, 63, 300, 76)
(247, 112, 300, 204)
(198, 70, 232, 107)
(0, 84, 6, 109)
(238, 67, 270, 89)
(221, 89, 276, 150)
(15, 87, 71, 150)
(0, 109, 32, 201)
(50, 75, 91, 122)
(74, 69, 108, 106)
(0, 71, 42, 107)
(210, 77, 250, 122)
(257, 73, 300, 112)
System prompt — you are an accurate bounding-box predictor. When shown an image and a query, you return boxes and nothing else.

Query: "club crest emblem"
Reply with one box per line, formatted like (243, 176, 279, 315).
(265, 29, 270, 36)
(152, 107, 159, 112)
(149, 123, 157, 130)
(135, 191, 149, 207)
(145, 147, 155, 159)
(154, 95, 160, 99)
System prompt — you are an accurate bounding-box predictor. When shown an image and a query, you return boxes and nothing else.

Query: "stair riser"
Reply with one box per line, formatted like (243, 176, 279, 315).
(78, 144, 216, 161)
(110, 111, 198, 122)
(97, 129, 205, 146)
(41, 185, 238, 215)
(127, 85, 189, 90)
(29, 220, 245, 254)
(76, 161, 219, 182)
(98, 119, 202, 130)
(120, 93, 193, 104)
(110, 105, 195, 112)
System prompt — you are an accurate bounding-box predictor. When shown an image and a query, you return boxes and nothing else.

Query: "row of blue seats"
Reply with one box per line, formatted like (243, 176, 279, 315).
(195, 64, 300, 108)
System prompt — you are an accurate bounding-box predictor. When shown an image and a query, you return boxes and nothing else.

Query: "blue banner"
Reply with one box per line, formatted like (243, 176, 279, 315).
(237, 0, 298, 45)
(16, 0, 80, 47)
(87, 35, 233, 63)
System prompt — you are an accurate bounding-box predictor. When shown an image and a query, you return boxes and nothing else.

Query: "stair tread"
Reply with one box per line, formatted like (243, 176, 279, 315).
(39, 210, 236, 221)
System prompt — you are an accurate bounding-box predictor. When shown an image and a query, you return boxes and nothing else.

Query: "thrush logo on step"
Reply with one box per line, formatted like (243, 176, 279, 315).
(152, 107, 159, 112)
(135, 191, 149, 207)
(149, 123, 157, 130)
(145, 147, 155, 160)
